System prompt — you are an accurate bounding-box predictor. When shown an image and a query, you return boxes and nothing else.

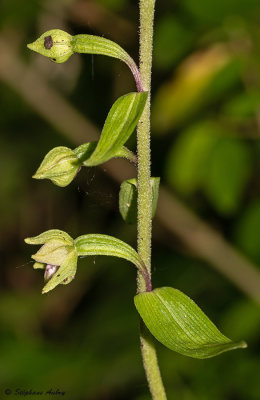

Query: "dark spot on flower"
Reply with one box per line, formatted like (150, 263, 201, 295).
(57, 274, 60, 277)
(51, 58, 56, 62)
(44, 35, 53, 50)
(63, 278, 68, 282)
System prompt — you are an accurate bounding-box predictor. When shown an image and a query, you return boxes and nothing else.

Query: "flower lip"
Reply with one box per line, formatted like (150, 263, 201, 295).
(44, 264, 58, 282)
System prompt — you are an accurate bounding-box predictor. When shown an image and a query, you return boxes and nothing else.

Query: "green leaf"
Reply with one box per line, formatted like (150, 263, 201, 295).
(74, 142, 136, 165)
(119, 177, 160, 224)
(75, 234, 144, 272)
(84, 92, 147, 166)
(134, 287, 247, 359)
(234, 200, 260, 264)
(72, 34, 133, 65)
(73, 142, 97, 162)
(165, 121, 219, 195)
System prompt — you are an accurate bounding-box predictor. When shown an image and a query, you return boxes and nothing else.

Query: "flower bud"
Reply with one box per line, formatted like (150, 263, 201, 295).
(33, 146, 80, 187)
(27, 29, 73, 63)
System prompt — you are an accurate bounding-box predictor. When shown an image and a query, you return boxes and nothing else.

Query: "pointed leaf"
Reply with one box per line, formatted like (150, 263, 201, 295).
(75, 234, 144, 271)
(134, 287, 247, 359)
(84, 92, 147, 166)
(119, 177, 160, 224)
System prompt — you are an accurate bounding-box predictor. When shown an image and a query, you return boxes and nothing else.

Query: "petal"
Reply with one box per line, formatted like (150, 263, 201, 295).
(33, 262, 45, 270)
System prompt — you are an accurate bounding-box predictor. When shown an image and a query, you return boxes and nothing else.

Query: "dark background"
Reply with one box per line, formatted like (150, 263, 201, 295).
(0, 0, 260, 399)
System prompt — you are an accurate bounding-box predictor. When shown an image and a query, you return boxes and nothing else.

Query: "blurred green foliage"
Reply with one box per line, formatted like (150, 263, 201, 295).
(0, 0, 260, 399)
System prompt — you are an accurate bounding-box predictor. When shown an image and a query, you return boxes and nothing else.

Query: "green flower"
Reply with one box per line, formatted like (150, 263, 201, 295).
(27, 29, 73, 63)
(25, 230, 78, 294)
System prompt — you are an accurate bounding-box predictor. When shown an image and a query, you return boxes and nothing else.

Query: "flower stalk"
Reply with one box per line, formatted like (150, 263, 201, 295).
(136, 0, 167, 398)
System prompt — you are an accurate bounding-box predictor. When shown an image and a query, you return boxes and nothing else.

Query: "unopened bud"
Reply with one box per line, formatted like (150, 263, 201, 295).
(27, 29, 73, 63)
(33, 146, 80, 187)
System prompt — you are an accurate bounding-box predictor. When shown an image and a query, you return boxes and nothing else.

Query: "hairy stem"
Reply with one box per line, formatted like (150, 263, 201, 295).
(137, 0, 167, 398)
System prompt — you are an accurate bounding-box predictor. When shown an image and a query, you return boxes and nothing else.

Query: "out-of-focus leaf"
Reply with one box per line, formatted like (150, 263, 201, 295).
(203, 138, 251, 214)
(221, 300, 260, 341)
(152, 45, 237, 133)
(154, 16, 192, 70)
(0, 0, 41, 27)
(119, 178, 160, 224)
(165, 120, 252, 214)
(223, 92, 260, 121)
(234, 200, 260, 263)
(85, 92, 147, 166)
(182, 0, 259, 24)
(134, 287, 247, 359)
(165, 121, 219, 195)
(96, 0, 126, 12)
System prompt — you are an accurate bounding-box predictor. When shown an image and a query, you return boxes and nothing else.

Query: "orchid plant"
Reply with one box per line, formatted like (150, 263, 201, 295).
(26, 4, 246, 398)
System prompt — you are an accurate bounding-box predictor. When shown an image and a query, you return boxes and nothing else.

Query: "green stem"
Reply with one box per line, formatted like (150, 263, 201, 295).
(137, 0, 167, 399)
